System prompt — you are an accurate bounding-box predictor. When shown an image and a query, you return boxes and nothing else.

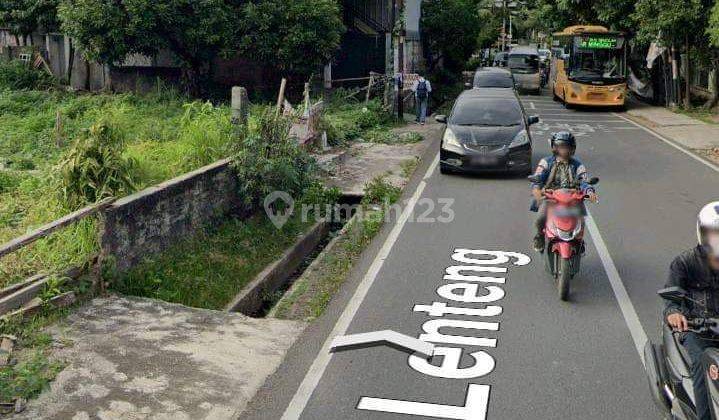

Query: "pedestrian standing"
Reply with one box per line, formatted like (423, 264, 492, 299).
(411, 76, 432, 125)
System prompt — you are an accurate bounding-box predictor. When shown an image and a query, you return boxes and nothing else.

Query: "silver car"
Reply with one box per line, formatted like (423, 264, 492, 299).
(508, 46, 542, 94)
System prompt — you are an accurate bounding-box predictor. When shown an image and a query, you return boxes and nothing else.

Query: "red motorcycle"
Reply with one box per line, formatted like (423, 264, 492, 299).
(530, 176, 599, 300)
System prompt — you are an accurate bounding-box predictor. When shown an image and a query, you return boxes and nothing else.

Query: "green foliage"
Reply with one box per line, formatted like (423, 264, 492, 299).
(0, 61, 56, 91)
(58, 0, 236, 93)
(113, 214, 312, 309)
(707, 1, 719, 47)
(0, 350, 64, 402)
(0, 310, 69, 403)
(0, 88, 235, 289)
(422, 0, 482, 73)
(633, 0, 705, 45)
(238, 0, 344, 76)
(39, 275, 68, 302)
(58, 120, 136, 207)
(300, 181, 341, 208)
(322, 99, 394, 145)
(0, 0, 58, 37)
(362, 175, 401, 205)
(175, 101, 234, 171)
(232, 107, 318, 206)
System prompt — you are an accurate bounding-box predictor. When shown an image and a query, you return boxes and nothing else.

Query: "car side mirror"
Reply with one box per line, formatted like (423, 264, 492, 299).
(658, 287, 687, 304)
(435, 115, 447, 124)
(527, 115, 540, 125)
(464, 82, 472, 89)
(588, 177, 599, 185)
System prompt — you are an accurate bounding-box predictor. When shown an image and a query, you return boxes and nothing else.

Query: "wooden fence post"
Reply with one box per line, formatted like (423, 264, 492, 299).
(276, 78, 287, 115)
(365, 73, 375, 105)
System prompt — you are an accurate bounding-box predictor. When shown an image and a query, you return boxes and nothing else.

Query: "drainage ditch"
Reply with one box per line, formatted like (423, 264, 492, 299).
(238, 195, 362, 318)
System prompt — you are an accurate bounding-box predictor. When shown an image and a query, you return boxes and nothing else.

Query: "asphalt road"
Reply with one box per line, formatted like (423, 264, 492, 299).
(242, 92, 719, 420)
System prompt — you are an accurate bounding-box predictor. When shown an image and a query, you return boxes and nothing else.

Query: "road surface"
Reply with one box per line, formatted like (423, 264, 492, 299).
(242, 93, 719, 419)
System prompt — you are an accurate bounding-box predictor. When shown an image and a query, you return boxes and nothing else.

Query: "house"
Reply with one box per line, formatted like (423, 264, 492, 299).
(332, 0, 423, 81)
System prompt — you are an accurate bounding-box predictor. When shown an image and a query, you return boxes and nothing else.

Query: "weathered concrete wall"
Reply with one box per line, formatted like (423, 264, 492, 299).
(102, 159, 246, 274)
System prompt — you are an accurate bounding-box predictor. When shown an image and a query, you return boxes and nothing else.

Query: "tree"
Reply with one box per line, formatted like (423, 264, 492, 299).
(58, 0, 236, 94)
(0, 0, 59, 44)
(421, 0, 482, 73)
(634, 0, 711, 107)
(704, 1, 719, 108)
(522, 0, 635, 35)
(237, 0, 344, 76)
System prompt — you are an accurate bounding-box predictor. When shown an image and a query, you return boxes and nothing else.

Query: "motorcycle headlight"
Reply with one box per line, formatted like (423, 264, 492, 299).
(509, 130, 529, 148)
(443, 129, 463, 149)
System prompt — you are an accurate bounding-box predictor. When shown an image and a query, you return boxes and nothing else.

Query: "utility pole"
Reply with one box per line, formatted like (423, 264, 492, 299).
(396, 0, 405, 120)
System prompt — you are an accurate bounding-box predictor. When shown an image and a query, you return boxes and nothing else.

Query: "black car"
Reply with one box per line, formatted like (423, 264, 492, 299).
(472, 67, 515, 89)
(436, 89, 539, 175)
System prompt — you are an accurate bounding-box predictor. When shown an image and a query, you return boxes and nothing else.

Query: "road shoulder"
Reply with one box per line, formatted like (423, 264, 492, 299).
(239, 130, 441, 420)
(621, 100, 719, 167)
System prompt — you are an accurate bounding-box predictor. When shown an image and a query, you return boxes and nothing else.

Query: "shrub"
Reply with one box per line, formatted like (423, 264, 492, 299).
(362, 175, 401, 205)
(232, 107, 318, 207)
(58, 120, 136, 207)
(0, 60, 56, 90)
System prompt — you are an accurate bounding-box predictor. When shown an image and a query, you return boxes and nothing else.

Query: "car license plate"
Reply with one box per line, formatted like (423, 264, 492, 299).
(473, 155, 499, 165)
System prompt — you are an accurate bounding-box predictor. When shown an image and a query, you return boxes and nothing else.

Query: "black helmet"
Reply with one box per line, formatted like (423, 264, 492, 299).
(549, 131, 576, 152)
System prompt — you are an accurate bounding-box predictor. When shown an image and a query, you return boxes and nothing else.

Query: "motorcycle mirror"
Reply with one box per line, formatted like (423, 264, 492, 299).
(588, 177, 599, 185)
(658, 287, 687, 303)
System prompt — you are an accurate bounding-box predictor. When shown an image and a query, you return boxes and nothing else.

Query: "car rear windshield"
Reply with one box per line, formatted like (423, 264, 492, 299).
(450, 98, 523, 126)
(508, 54, 539, 69)
(474, 73, 514, 88)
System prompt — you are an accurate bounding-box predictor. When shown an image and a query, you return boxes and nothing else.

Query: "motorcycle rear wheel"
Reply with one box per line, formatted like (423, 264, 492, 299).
(558, 257, 571, 301)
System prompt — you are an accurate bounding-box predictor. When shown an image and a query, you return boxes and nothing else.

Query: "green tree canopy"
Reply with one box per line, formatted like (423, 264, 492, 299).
(58, 0, 344, 93)
(58, 0, 236, 93)
(0, 0, 59, 39)
(421, 0, 482, 73)
(237, 0, 344, 76)
(633, 0, 705, 45)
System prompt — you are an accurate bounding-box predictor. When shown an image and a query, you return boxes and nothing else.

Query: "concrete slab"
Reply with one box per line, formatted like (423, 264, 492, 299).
(625, 101, 719, 151)
(12, 295, 305, 420)
(326, 122, 440, 196)
(627, 103, 704, 127)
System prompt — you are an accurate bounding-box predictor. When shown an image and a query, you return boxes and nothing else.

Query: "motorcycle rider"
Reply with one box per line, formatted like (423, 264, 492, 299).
(530, 131, 598, 251)
(664, 202, 719, 420)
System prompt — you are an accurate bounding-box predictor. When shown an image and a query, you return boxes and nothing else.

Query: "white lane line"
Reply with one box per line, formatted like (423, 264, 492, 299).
(585, 208, 649, 365)
(539, 119, 627, 123)
(612, 112, 719, 172)
(529, 101, 536, 110)
(280, 154, 440, 420)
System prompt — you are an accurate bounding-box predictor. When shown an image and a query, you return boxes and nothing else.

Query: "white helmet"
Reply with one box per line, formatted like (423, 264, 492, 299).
(697, 201, 719, 257)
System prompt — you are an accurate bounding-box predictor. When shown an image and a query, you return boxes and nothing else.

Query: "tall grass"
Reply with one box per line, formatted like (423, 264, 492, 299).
(0, 88, 234, 289)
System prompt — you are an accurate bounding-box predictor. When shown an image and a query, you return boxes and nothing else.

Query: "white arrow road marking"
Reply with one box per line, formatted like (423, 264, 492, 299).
(330, 330, 436, 358)
(280, 154, 440, 420)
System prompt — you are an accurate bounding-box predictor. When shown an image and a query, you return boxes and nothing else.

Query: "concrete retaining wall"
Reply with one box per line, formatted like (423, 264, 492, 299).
(101, 158, 247, 274)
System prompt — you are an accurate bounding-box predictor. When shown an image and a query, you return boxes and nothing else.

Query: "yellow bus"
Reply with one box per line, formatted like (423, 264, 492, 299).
(550, 25, 627, 108)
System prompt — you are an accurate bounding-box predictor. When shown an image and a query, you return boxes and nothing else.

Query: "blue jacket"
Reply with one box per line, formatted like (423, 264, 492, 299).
(531, 155, 593, 193)
(530, 155, 594, 212)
